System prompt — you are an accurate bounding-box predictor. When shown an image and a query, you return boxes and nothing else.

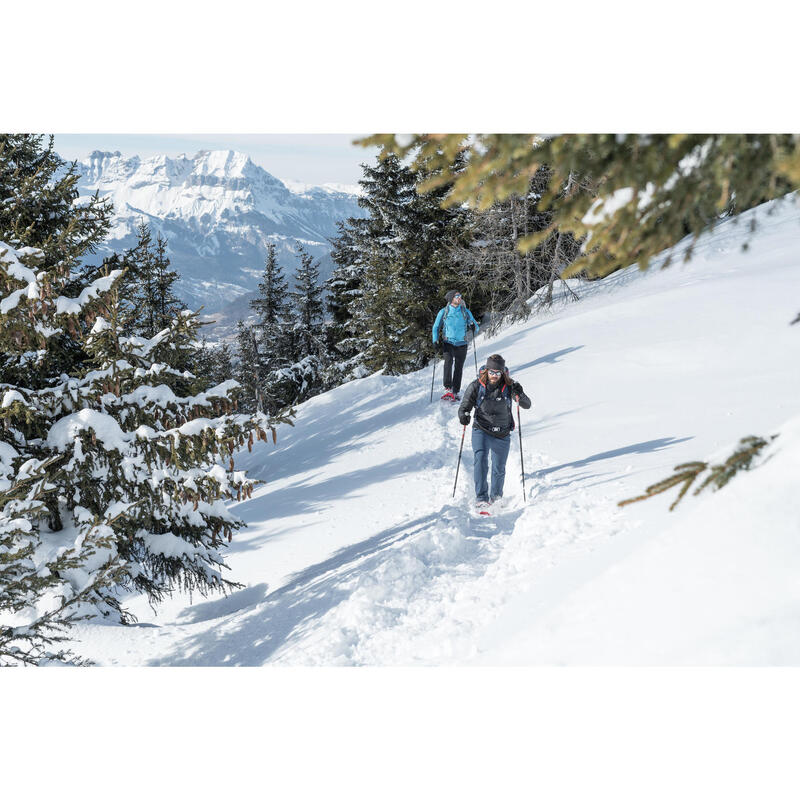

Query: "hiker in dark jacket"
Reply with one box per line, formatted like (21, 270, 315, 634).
(432, 289, 479, 401)
(458, 353, 532, 510)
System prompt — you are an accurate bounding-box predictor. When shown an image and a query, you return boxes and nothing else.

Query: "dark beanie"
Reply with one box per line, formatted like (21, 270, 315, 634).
(485, 354, 505, 371)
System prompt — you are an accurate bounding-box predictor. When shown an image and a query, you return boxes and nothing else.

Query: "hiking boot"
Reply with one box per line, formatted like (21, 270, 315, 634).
(452, 392, 461, 401)
(475, 500, 491, 510)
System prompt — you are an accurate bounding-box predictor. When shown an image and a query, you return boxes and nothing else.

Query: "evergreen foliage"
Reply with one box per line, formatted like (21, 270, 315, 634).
(326, 152, 472, 378)
(249, 244, 294, 413)
(269, 245, 326, 404)
(237, 242, 329, 414)
(235, 319, 262, 412)
(289, 244, 325, 359)
(251, 243, 290, 331)
(0, 135, 111, 272)
(1, 455, 129, 665)
(195, 337, 236, 392)
(0, 239, 133, 664)
(618, 435, 777, 512)
(361, 134, 800, 279)
(0, 134, 113, 385)
(0, 135, 292, 664)
(323, 223, 371, 385)
(447, 168, 582, 332)
(76, 286, 287, 603)
(118, 221, 188, 359)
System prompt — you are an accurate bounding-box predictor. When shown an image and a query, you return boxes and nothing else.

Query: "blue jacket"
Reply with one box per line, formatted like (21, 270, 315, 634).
(432, 302, 479, 346)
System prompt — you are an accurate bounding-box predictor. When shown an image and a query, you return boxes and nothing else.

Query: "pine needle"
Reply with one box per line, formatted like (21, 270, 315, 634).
(618, 461, 707, 511)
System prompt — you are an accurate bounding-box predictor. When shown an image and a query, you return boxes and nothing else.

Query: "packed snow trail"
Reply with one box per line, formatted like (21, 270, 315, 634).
(71, 194, 800, 665)
(72, 361, 632, 666)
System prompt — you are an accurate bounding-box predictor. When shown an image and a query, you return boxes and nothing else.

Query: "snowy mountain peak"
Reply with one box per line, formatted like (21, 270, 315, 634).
(81, 150, 142, 184)
(192, 149, 253, 177)
(69, 148, 365, 315)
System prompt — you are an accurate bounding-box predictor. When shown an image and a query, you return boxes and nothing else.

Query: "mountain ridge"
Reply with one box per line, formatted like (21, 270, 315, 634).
(69, 148, 365, 322)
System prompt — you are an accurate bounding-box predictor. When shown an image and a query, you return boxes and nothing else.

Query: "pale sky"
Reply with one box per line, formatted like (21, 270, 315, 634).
(53, 134, 379, 187)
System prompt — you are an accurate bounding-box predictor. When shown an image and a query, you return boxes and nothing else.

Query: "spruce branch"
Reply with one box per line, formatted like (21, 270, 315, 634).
(618, 461, 707, 511)
(693, 435, 777, 496)
(619, 434, 778, 512)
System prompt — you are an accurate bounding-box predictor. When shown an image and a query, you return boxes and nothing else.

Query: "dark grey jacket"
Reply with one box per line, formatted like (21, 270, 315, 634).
(458, 377, 532, 439)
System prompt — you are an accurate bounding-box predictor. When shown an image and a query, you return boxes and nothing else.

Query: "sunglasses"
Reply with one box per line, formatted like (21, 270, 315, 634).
(453, 293, 462, 299)
(487, 369, 502, 377)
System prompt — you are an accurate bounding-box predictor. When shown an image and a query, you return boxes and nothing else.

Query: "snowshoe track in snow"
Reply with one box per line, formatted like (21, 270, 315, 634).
(106, 375, 628, 666)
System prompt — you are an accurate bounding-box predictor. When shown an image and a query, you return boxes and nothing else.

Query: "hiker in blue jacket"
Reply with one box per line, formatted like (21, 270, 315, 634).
(432, 289, 479, 401)
(458, 354, 532, 511)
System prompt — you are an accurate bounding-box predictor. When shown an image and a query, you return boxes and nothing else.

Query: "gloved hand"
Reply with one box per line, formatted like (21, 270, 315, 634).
(468, 322, 476, 331)
(433, 340, 443, 354)
(511, 381, 523, 396)
(459, 411, 471, 426)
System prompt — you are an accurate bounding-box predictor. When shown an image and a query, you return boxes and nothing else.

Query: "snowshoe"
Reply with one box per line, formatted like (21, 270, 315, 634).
(475, 500, 491, 516)
(441, 391, 455, 401)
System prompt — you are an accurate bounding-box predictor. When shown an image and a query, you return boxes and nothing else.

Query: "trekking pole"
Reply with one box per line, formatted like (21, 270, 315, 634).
(430, 357, 436, 403)
(516, 400, 526, 502)
(452, 424, 467, 497)
(471, 327, 478, 374)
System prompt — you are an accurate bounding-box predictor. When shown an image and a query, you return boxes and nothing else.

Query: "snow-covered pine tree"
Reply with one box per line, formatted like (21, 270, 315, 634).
(357, 154, 417, 374)
(330, 151, 472, 377)
(195, 337, 236, 391)
(289, 244, 325, 358)
(396, 150, 473, 365)
(362, 244, 410, 375)
(75, 276, 289, 603)
(152, 231, 186, 336)
(323, 221, 371, 386)
(122, 220, 158, 336)
(121, 221, 187, 353)
(249, 243, 293, 414)
(251, 243, 290, 332)
(0, 240, 134, 665)
(0, 136, 131, 665)
(212, 341, 236, 384)
(0, 439, 130, 666)
(235, 319, 262, 413)
(1, 135, 292, 664)
(273, 245, 326, 404)
(1, 238, 290, 664)
(0, 134, 112, 384)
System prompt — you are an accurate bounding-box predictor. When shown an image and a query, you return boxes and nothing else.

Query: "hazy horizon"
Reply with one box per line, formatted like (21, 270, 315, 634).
(53, 133, 378, 187)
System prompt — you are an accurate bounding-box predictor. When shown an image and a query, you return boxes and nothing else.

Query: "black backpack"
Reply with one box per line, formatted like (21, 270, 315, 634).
(476, 379, 514, 431)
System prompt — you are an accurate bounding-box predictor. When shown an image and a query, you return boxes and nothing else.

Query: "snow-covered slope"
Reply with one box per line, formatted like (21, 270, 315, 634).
(70, 149, 364, 316)
(70, 195, 800, 666)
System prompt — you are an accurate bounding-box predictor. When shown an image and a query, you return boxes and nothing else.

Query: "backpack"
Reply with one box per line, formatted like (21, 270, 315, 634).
(475, 379, 515, 431)
(437, 303, 468, 342)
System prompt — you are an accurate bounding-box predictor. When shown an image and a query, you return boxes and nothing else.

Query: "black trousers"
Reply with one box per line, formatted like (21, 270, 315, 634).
(443, 342, 468, 393)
